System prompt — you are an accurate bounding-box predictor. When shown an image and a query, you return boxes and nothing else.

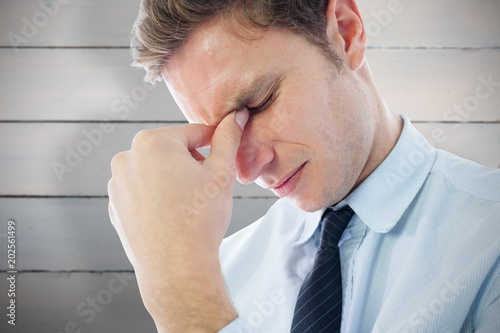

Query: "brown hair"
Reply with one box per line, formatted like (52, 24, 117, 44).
(131, 0, 341, 83)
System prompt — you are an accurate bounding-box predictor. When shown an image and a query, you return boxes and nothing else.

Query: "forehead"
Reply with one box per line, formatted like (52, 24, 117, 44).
(161, 17, 293, 125)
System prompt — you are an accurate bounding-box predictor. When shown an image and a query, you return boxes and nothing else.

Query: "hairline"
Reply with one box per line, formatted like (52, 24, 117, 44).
(147, 4, 342, 84)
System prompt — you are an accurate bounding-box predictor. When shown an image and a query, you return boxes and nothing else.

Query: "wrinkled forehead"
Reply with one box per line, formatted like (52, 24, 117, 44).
(161, 17, 279, 125)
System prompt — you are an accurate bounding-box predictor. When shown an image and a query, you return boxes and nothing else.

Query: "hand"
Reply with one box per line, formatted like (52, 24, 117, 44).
(108, 109, 249, 332)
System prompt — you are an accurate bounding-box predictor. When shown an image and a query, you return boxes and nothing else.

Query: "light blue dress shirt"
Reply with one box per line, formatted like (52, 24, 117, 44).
(218, 115, 500, 332)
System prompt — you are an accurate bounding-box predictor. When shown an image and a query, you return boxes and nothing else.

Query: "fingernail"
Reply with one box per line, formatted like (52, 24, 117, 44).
(235, 109, 249, 131)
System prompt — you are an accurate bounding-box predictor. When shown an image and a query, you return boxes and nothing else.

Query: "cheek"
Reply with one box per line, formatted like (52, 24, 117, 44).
(265, 87, 314, 137)
(245, 107, 288, 142)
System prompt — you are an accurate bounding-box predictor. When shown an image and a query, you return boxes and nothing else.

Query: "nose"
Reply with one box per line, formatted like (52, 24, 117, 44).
(235, 119, 275, 184)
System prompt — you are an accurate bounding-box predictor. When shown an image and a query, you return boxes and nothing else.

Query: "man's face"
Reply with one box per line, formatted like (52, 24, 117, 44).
(163, 18, 376, 212)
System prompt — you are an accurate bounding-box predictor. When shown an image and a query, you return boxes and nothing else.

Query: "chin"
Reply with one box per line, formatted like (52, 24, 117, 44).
(288, 186, 347, 212)
(288, 195, 326, 213)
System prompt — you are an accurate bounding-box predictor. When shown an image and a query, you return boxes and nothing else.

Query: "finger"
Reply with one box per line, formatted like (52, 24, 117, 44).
(142, 124, 215, 153)
(175, 123, 215, 151)
(208, 109, 249, 166)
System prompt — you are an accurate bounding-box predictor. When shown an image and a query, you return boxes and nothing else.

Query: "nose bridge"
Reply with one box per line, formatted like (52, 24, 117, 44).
(236, 118, 274, 183)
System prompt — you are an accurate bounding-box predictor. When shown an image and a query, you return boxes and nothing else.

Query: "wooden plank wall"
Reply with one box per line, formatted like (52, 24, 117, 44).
(0, 0, 499, 331)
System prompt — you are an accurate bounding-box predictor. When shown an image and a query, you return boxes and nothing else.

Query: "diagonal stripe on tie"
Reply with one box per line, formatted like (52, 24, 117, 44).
(291, 205, 355, 333)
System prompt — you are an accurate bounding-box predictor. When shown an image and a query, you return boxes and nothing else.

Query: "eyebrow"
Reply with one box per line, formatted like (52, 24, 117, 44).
(228, 74, 268, 113)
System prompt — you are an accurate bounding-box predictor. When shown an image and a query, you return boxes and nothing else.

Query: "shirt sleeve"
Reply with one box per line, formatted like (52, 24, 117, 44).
(217, 317, 254, 333)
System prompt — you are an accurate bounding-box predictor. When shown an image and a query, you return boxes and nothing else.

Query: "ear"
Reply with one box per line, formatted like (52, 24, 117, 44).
(325, 0, 366, 71)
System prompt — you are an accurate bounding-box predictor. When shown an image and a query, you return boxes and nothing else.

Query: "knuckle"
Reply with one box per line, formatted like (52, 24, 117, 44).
(108, 202, 119, 227)
(107, 201, 114, 216)
(110, 151, 128, 172)
(132, 129, 159, 149)
(107, 178, 114, 195)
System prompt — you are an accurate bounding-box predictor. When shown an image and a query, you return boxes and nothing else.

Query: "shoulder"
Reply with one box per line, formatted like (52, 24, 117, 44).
(429, 149, 500, 202)
(410, 150, 500, 256)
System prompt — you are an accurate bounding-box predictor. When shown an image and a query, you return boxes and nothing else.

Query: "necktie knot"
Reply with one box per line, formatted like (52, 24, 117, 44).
(319, 205, 355, 249)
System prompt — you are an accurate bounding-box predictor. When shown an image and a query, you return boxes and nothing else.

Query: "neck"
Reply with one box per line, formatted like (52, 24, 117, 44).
(353, 59, 404, 189)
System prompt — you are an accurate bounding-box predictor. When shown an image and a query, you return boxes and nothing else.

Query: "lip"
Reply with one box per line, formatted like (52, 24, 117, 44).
(271, 162, 306, 198)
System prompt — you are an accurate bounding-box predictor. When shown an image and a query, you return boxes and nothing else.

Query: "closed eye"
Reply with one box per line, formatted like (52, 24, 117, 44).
(247, 93, 274, 114)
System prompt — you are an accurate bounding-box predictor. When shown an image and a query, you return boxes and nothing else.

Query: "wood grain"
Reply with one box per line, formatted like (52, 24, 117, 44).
(0, 198, 278, 271)
(359, 0, 500, 48)
(1, 0, 498, 48)
(0, 0, 141, 47)
(1, 48, 499, 121)
(0, 122, 271, 196)
(0, 123, 498, 196)
(0, 0, 499, 330)
(0, 272, 155, 333)
(0, 48, 184, 121)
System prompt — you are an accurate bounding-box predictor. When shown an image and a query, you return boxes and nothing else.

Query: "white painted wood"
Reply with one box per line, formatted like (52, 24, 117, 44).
(0, 0, 498, 48)
(0, 123, 270, 196)
(0, 0, 498, 328)
(0, 0, 141, 47)
(0, 272, 156, 333)
(1, 49, 499, 122)
(0, 123, 498, 196)
(358, 0, 500, 48)
(0, 48, 184, 122)
(0, 198, 278, 271)
(370, 49, 500, 122)
(414, 123, 500, 169)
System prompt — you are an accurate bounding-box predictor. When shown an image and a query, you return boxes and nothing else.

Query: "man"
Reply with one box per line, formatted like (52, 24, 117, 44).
(107, 0, 500, 332)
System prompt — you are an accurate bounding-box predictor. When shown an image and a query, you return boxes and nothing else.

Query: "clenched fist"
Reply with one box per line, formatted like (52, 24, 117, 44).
(108, 109, 249, 332)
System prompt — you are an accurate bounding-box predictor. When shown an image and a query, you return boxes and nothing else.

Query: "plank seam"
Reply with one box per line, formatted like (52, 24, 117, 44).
(0, 270, 135, 273)
(0, 120, 189, 124)
(1, 121, 499, 124)
(0, 46, 130, 49)
(0, 195, 109, 199)
(0, 195, 278, 199)
(367, 46, 500, 50)
(0, 46, 499, 50)
(412, 121, 500, 124)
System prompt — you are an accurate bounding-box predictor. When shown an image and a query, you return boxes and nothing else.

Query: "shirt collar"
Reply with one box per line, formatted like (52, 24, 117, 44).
(293, 114, 437, 245)
(345, 114, 436, 233)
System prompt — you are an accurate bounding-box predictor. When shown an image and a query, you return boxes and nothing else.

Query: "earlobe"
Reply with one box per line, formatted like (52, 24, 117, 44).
(325, 0, 367, 71)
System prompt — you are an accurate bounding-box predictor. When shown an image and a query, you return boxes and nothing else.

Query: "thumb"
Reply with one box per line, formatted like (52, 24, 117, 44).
(207, 109, 249, 168)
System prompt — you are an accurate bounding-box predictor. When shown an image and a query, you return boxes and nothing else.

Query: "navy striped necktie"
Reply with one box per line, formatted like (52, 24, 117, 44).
(291, 205, 355, 333)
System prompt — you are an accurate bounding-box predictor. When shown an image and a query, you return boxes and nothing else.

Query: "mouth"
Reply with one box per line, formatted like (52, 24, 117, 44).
(270, 162, 306, 198)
